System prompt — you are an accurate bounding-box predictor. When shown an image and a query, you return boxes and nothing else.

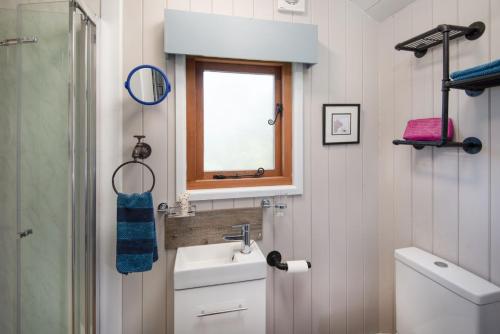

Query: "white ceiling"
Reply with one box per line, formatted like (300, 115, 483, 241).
(351, 0, 417, 21)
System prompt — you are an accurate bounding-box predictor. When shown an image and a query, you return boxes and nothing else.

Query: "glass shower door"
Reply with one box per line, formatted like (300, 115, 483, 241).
(0, 7, 20, 334)
(0, 2, 96, 333)
(17, 2, 72, 334)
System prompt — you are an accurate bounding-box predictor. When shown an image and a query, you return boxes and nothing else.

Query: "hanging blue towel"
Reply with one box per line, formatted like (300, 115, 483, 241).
(450, 59, 500, 80)
(116, 192, 158, 275)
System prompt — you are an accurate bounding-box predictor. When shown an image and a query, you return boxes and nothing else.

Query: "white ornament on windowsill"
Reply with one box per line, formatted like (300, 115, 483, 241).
(178, 192, 190, 217)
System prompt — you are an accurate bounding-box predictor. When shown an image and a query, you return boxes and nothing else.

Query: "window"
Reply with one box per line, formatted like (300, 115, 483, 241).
(186, 57, 293, 190)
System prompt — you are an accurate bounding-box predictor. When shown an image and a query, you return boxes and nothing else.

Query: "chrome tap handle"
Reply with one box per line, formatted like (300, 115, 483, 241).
(231, 224, 249, 230)
(225, 224, 251, 254)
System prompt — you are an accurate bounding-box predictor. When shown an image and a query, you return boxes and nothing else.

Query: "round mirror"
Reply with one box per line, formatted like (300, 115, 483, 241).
(124, 65, 171, 105)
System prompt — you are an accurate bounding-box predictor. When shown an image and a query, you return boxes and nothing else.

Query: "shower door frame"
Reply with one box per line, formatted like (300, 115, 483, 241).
(69, 1, 99, 334)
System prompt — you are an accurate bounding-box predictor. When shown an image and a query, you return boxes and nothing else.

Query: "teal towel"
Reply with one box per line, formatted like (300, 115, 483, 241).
(450, 59, 500, 80)
(116, 192, 158, 275)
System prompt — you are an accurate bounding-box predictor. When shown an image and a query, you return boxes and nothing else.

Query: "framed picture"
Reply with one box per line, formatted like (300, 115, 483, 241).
(322, 104, 360, 145)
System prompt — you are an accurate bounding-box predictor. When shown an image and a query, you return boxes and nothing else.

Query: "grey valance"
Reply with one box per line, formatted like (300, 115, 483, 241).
(164, 9, 318, 65)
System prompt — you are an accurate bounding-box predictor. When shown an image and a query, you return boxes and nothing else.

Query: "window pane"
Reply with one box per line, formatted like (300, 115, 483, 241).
(203, 71, 276, 172)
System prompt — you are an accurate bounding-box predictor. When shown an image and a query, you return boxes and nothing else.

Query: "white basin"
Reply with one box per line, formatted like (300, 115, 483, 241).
(174, 241, 267, 290)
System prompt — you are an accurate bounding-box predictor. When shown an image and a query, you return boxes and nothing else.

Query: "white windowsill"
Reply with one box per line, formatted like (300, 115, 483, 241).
(187, 185, 301, 201)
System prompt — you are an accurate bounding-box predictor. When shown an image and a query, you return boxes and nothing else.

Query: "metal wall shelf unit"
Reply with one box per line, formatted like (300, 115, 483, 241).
(392, 22, 486, 154)
(395, 22, 485, 58)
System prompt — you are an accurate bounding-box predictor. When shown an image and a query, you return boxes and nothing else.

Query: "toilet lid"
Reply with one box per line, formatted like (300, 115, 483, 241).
(395, 247, 500, 305)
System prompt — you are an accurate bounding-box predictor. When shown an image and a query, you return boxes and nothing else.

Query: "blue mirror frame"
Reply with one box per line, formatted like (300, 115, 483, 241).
(124, 64, 171, 106)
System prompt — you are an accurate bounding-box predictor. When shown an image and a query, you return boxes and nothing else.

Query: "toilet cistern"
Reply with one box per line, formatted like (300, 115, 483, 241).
(223, 224, 251, 254)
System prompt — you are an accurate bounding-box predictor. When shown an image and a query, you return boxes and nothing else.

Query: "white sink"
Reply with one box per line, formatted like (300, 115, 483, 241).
(174, 241, 267, 290)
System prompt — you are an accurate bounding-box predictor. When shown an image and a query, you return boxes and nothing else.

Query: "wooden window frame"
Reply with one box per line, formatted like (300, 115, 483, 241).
(186, 56, 293, 190)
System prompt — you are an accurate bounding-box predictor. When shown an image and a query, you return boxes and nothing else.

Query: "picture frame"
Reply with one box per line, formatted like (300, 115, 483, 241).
(322, 104, 360, 145)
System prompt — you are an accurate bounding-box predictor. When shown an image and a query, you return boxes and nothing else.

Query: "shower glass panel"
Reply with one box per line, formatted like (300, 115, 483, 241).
(0, 1, 96, 333)
(18, 3, 72, 333)
(0, 7, 20, 334)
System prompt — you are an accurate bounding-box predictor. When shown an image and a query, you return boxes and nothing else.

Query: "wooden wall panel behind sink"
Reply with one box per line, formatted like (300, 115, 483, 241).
(165, 207, 263, 249)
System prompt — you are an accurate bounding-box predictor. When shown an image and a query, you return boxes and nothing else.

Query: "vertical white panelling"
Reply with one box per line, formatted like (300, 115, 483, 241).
(377, 16, 395, 333)
(362, 12, 380, 334)
(99, 0, 123, 333)
(233, 0, 254, 17)
(346, 2, 365, 334)
(410, 0, 434, 253)
(310, 0, 331, 333)
(121, 1, 382, 333)
(233, 198, 255, 208)
(253, 0, 273, 20)
(212, 0, 232, 15)
(142, 0, 168, 332)
(291, 1, 312, 332)
(457, 0, 490, 279)
(261, 197, 275, 334)
(393, 6, 413, 250)
(272, 202, 294, 334)
(211, 199, 235, 209)
(166, 0, 189, 10)
(269, 6, 294, 334)
(190, 0, 212, 13)
(432, 0, 460, 264)
(329, 0, 348, 332)
(121, 1, 144, 333)
(490, 0, 500, 286)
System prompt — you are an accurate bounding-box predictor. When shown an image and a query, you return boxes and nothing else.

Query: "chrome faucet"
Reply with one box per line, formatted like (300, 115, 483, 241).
(223, 224, 251, 254)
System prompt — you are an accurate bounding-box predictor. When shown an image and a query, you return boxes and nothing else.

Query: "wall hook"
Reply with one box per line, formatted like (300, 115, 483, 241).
(132, 135, 152, 160)
(268, 103, 283, 125)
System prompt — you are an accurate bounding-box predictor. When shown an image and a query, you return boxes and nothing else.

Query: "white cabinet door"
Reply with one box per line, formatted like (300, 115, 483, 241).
(175, 279, 266, 334)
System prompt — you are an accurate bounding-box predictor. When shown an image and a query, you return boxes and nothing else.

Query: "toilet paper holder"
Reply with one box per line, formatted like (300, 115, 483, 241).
(266, 250, 311, 271)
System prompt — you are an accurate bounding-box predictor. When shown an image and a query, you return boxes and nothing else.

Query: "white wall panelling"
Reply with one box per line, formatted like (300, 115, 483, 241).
(377, 0, 500, 332)
(351, 0, 417, 22)
(120, 0, 380, 333)
(99, 0, 122, 332)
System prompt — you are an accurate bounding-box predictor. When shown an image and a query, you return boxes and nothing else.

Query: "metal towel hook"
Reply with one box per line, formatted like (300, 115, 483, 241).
(131, 135, 152, 160)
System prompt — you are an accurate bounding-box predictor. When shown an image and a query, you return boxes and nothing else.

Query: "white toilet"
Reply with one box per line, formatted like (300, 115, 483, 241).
(395, 247, 500, 334)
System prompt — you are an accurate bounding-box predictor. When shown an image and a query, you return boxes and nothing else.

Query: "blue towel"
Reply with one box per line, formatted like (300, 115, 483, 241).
(450, 59, 500, 80)
(116, 192, 158, 275)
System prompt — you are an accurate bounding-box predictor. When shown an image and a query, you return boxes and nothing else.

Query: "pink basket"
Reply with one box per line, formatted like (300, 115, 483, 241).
(403, 118, 454, 141)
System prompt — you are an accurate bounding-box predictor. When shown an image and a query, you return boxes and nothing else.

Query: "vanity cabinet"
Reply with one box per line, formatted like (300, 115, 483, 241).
(174, 279, 266, 334)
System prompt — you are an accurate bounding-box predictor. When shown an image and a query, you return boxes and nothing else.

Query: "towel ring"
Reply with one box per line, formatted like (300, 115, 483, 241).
(112, 160, 156, 195)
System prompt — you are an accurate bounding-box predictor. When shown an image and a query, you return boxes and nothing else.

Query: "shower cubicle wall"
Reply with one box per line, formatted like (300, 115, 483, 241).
(0, 1, 97, 333)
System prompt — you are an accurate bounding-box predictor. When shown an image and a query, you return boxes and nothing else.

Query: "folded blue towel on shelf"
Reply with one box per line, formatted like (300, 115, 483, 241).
(450, 59, 500, 80)
(116, 192, 158, 275)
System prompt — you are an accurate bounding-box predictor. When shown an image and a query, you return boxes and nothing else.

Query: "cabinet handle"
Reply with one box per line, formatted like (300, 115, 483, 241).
(197, 306, 248, 317)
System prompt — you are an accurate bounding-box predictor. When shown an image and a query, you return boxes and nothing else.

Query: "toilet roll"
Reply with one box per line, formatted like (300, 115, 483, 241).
(286, 260, 310, 273)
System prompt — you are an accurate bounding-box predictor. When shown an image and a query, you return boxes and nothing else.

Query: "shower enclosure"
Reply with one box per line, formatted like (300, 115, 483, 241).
(0, 1, 96, 333)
